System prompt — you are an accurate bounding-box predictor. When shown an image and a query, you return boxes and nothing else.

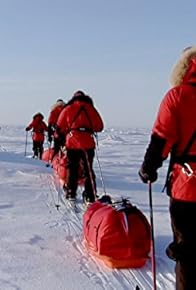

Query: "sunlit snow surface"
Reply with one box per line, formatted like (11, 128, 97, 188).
(0, 125, 175, 290)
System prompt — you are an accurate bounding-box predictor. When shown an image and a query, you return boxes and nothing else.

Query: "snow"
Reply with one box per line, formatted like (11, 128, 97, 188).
(0, 125, 176, 290)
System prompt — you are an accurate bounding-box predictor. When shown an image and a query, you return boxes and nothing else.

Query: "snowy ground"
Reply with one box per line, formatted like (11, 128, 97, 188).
(0, 125, 175, 290)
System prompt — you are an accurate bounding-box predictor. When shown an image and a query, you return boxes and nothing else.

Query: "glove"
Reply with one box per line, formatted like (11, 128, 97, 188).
(138, 166, 158, 183)
(25, 127, 30, 131)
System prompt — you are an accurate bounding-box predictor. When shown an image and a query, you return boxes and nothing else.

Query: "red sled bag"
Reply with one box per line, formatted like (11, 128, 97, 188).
(83, 197, 151, 269)
(42, 148, 85, 186)
(42, 148, 54, 163)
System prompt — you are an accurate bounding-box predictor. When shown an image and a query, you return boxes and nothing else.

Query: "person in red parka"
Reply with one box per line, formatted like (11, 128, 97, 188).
(138, 46, 196, 290)
(56, 90, 104, 204)
(47, 99, 66, 159)
(26, 112, 48, 159)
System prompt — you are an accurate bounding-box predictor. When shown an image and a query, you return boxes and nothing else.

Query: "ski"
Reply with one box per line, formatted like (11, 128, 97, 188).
(66, 198, 80, 213)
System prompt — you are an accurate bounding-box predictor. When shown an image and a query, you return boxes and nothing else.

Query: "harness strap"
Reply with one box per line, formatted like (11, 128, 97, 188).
(33, 129, 44, 133)
(70, 127, 93, 133)
(181, 130, 196, 158)
(162, 130, 196, 193)
(174, 155, 196, 164)
(68, 105, 94, 135)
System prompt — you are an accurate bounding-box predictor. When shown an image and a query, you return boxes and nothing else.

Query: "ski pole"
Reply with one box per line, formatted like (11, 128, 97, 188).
(55, 149, 63, 210)
(84, 150, 97, 200)
(95, 147, 107, 195)
(24, 131, 28, 156)
(148, 181, 157, 290)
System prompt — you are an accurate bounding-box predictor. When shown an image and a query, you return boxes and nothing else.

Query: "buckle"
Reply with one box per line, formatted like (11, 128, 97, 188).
(182, 163, 193, 176)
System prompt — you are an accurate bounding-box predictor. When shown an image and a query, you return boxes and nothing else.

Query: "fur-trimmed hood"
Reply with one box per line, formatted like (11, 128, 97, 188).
(50, 100, 66, 111)
(67, 94, 94, 106)
(170, 46, 196, 87)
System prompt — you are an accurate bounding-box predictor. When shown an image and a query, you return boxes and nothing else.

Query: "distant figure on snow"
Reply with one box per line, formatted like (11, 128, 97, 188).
(26, 113, 48, 159)
(56, 90, 104, 204)
(139, 46, 196, 290)
(47, 99, 66, 160)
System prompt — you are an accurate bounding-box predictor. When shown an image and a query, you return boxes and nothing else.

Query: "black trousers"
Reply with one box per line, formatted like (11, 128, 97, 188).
(66, 149, 96, 200)
(33, 141, 44, 159)
(169, 198, 196, 290)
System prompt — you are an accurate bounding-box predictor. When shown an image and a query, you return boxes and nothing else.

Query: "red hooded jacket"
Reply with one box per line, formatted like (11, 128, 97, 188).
(152, 56, 196, 201)
(48, 102, 65, 126)
(57, 95, 104, 149)
(27, 113, 48, 142)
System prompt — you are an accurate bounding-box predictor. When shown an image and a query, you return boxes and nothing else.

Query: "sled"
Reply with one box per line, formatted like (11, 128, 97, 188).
(42, 147, 54, 164)
(83, 197, 151, 269)
(42, 148, 85, 185)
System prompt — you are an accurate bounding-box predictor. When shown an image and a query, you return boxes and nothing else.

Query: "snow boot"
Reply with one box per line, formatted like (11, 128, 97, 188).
(82, 191, 95, 206)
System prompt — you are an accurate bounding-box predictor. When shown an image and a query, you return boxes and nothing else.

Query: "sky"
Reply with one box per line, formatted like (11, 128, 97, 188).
(0, 125, 175, 289)
(0, 0, 196, 128)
